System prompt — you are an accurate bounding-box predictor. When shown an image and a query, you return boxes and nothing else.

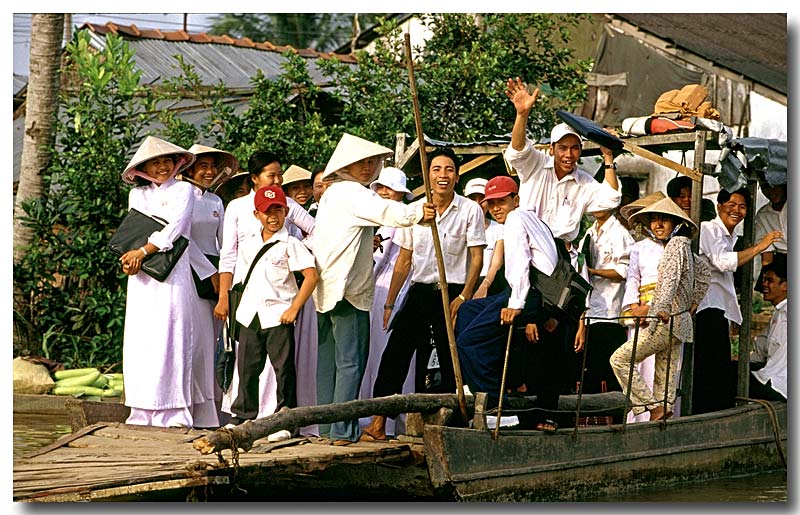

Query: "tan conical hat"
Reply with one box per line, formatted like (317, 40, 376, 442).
(619, 191, 666, 221)
(282, 164, 313, 186)
(323, 133, 393, 182)
(121, 136, 195, 184)
(629, 196, 697, 230)
(181, 144, 238, 189)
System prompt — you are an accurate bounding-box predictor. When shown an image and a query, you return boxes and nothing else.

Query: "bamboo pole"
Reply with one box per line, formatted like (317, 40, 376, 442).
(403, 33, 468, 424)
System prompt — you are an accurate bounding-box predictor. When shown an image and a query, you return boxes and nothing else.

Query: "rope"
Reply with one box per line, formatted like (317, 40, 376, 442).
(217, 427, 247, 495)
(736, 397, 787, 468)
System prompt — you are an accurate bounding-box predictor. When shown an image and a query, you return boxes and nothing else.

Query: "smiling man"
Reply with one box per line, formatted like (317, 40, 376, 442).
(749, 257, 787, 401)
(503, 77, 621, 262)
(362, 148, 486, 441)
(692, 188, 783, 414)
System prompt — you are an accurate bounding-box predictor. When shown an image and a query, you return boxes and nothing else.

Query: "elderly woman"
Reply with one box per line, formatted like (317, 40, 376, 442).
(118, 136, 210, 428)
(610, 198, 710, 422)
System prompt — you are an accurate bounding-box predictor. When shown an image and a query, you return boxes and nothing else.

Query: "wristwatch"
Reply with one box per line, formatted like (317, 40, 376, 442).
(604, 162, 617, 170)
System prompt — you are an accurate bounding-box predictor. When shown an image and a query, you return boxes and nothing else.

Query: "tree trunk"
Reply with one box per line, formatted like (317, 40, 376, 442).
(14, 13, 64, 264)
(193, 393, 474, 455)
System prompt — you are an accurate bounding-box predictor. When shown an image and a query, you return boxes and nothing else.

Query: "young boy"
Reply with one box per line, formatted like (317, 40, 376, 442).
(749, 258, 787, 401)
(453, 176, 561, 430)
(229, 185, 319, 424)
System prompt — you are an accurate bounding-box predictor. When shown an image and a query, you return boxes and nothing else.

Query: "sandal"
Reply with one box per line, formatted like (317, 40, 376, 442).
(359, 432, 387, 442)
(535, 419, 558, 434)
(332, 439, 354, 446)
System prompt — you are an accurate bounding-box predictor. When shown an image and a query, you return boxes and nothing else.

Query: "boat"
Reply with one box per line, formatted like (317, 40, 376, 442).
(423, 400, 787, 501)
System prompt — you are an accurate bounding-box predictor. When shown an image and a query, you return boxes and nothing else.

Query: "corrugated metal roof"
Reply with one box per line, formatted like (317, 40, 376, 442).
(614, 13, 787, 95)
(81, 22, 355, 91)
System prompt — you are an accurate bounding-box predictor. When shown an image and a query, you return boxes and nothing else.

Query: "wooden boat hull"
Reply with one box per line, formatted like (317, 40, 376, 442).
(424, 401, 787, 501)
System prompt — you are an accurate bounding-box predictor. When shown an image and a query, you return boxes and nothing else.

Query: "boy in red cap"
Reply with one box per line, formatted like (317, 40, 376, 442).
(228, 185, 319, 425)
(455, 175, 573, 431)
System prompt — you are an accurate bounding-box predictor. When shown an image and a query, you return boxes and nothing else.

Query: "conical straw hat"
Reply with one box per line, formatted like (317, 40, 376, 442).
(629, 196, 697, 230)
(619, 191, 666, 221)
(121, 136, 195, 184)
(323, 133, 393, 182)
(282, 164, 313, 186)
(180, 144, 238, 189)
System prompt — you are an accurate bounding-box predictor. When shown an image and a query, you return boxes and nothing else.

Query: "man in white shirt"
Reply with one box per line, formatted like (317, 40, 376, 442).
(362, 149, 486, 441)
(503, 77, 621, 262)
(754, 182, 787, 291)
(749, 259, 787, 401)
(574, 208, 634, 393)
(313, 134, 435, 445)
(464, 177, 503, 291)
(693, 188, 783, 414)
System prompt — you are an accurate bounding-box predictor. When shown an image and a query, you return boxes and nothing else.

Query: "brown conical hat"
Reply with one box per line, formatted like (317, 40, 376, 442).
(282, 164, 313, 186)
(629, 196, 697, 230)
(619, 191, 666, 221)
(121, 136, 195, 184)
(180, 144, 238, 189)
(323, 133, 393, 182)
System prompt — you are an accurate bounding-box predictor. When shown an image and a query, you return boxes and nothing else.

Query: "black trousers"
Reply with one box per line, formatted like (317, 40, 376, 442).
(575, 322, 627, 393)
(515, 314, 576, 429)
(692, 308, 737, 414)
(231, 315, 297, 420)
(373, 283, 463, 397)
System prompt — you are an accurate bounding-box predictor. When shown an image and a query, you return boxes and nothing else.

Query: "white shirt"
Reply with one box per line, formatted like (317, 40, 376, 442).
(481, 219, 503, 277)
(219, 190, 314, 282)
(504, 138, 621, 242)
(580, 215, 634, 323)
(755, 202, 787, 253)
(188, 188, 224, 280)
(396, 194, 486, 285)
(751, 299, 787, 398)
(235, 227, 316, 330)
(503, 209, 559, 310)
(698, 216, 742, 324)
(622, 238, 663, 311)
(313, 180, 424, 313)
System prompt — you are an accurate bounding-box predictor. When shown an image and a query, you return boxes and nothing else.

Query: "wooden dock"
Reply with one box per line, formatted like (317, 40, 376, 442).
(13, 422, 437, 501)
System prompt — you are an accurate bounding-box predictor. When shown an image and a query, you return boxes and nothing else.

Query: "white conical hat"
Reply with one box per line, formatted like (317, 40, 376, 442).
(629, 196, 697, 230)
(121, 136, 195, 185)
(178, 144, 239, 190)
(282, 164, 313, 186)
(323, 133, 393, 182)
(619, 191, 666, 221)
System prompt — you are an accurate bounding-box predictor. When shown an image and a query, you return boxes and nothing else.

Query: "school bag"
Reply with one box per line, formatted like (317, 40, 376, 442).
(528, 234, 592, 323)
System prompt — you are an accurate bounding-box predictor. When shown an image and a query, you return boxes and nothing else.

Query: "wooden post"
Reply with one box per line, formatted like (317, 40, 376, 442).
(736, 175, 758, 402)
(403, 33, 468, 424)
(681, 130, 707, 416)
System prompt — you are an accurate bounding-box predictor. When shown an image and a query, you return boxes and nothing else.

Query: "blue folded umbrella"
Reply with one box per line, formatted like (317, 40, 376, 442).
(556, 110, 625, 153)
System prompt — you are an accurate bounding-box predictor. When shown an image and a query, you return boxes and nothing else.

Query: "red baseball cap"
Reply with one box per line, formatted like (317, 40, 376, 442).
(482, 176, 518, 202)
(254, 185, 288, 213)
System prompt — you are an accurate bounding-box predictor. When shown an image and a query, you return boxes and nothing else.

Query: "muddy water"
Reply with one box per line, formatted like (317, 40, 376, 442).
(13, 413, 72, 459)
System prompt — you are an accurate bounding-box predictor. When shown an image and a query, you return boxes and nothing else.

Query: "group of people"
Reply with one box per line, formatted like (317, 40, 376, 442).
(116, 77, 787, 441)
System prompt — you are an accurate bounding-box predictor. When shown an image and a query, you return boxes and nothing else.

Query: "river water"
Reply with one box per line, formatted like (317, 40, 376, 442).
(12, 414, 787, 502)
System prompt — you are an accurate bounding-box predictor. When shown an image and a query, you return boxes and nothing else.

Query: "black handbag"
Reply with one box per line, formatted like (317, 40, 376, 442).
(109, 208, 189, 282)
(528, 237, 592, 323)
(192, 254, 220, 300)
(216, 240, 278, 392)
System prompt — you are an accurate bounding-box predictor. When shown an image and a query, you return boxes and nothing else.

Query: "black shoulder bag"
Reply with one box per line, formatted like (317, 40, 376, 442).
(528, 235, 592, 323)
(108, 208, 189, 282)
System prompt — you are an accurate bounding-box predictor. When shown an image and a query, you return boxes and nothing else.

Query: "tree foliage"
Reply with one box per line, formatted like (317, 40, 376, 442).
(14, 15, 592, 367)
(208, 13, 388, 52)
(14, 31, 162, 368)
